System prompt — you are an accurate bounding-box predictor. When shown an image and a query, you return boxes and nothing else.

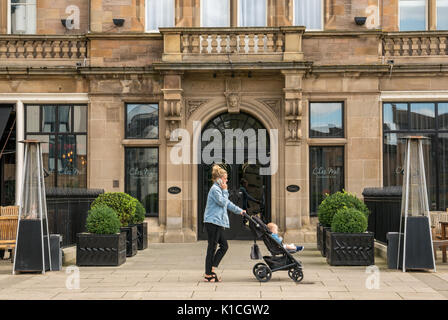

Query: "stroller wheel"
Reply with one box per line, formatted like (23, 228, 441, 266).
(253, 263, 272, 282)
(288, 268, 304, 283)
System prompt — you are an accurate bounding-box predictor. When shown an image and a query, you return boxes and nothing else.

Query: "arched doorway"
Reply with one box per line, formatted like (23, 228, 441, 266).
(197, 112, 271, 240)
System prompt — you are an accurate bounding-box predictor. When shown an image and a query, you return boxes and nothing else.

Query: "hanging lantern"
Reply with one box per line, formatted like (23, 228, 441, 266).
(397, 136, 436, 272)
(13, 140, 52, 274)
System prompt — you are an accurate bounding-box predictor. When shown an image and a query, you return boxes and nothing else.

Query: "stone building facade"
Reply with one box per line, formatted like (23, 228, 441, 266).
(0, 0, 447, 243)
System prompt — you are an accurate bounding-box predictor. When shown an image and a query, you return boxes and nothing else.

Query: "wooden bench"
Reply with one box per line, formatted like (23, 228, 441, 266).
(0, 206, 19, 260)
(1, 206, 19, 216)
(0, 215, 18, 261)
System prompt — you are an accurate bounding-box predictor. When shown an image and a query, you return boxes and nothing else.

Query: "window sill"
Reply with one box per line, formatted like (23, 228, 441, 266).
(122, 139, 160, 146)
(307, 138, 347, 145)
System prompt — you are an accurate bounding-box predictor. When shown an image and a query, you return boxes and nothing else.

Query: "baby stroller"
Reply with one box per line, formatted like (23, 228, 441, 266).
(243, 212, 304, 283)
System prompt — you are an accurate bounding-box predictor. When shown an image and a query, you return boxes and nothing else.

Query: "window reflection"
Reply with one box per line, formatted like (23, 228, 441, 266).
(437, 0, 448, 30)
(410, 103, 435, 130)
(310, 102, 343, 138)
(399, 0, 426, 31)
(126, 104, 159, 139)
(310, 146, 344, 216)
(125, 148, 159, 217)
(25, 104, 87, 188)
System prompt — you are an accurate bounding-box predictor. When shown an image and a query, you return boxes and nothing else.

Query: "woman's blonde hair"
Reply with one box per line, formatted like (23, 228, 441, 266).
(212, 164, 227, 181)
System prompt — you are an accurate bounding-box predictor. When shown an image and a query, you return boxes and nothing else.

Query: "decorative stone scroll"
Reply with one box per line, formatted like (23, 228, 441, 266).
(282, 71, 304, 143)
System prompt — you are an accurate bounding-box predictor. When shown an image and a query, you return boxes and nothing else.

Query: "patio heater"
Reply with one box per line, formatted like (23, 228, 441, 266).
(13, 140, 52, 274)
(397, 136, 435, 272)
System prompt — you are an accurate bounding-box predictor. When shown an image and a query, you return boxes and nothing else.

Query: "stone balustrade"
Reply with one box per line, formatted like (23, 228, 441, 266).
(0, 35, 88, 67)
(383, 32, 448, 57)
(159, 27, 305, 63)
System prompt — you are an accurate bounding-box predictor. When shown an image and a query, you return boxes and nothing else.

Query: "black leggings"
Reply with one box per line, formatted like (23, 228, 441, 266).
(205, 223, 229, 275)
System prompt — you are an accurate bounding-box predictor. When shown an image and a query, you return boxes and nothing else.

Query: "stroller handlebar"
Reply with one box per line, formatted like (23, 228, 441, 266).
(242, 211, 260, 228)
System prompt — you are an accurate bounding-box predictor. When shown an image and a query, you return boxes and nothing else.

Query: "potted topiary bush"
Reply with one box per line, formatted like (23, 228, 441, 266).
(76, 205, 126, 266)
(91, 192, 138, 257)
(326, 207, 374, 266)
(131, 201, 148, 250)
(317, 191, 369, 257)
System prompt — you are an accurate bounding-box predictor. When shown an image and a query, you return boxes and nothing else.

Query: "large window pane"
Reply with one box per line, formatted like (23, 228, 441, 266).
(383, 103, 408, 131)
(238, 0, 266, 27)
(310, 102, 343, 138)
(25, 104, 88, 189)
(26, 105, 40, 132)
(11, 0, 36, 34)
(437, 0, 448, 30)
(439, 103, 448, 130)
(399, 0, 426, 31)
(125, 148, 159, 217)
(146, 0, 175, 32)
(294, 0, 323, 30)
(59, 106, 71, 133)
(201, 0, 230, 27)
(383, 132, 437, 210)
(126, 104, 159, 139)
(74, 105, 87, 133)
(42, 105, 56, 133)
(410, 103, 435, 130)
(310, 146, 344, 216)
(439, 133, 448, 210)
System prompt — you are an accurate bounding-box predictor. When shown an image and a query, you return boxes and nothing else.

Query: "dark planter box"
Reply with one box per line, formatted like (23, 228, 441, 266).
(316, 223, 322, 252)
(136, 222, 148, 250)
(121, 225, 138, 257)
(14, 219, 50, 272)
(76, 232, 126, 266)
(318, 224, 331, 257)
(326, 231, 375, 266)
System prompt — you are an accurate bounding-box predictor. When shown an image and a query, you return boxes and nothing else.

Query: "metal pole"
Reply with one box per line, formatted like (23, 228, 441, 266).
(36, 143, 45, 274)
(12, 142, 27, 275)
(419, 140, 436, 272)
(40, 143, 52, 272)
(402, 139, 411, 272)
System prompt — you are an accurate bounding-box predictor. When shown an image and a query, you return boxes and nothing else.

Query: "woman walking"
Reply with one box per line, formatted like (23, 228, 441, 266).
(203, 165, 245, 282)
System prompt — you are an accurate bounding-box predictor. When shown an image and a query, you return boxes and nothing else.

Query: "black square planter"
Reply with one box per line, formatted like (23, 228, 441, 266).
(76, 232, 126, 266)
(326, 231, 374, 266)
(121, 225, 138, 257)
(318, 224, 331, 257)
(136, 222, 148, 250)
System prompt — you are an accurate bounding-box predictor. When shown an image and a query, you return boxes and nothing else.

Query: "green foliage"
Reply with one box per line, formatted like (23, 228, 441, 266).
(86, 205, 121, 235)
(317, 190, 369, 227)
(91, 192, 138, 227)
(331, 207, 368, 233)
(132, 201, 146, 224)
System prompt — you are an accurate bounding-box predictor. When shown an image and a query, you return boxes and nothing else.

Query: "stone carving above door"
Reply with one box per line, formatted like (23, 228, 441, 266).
(186, 99, 209, 119)
(257, 98, 282, 120)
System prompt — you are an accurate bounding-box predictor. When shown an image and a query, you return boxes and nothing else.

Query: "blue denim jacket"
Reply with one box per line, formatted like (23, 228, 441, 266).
(203, 182, 243, 229)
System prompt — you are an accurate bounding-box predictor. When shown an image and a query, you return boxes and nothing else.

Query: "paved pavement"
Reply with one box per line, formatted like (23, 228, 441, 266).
(1, 241, 448, 300)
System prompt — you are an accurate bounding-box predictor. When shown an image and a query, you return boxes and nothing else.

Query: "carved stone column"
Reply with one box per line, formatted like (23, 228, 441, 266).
(282, 70, 306, 243)
(162, 73, 185, 242)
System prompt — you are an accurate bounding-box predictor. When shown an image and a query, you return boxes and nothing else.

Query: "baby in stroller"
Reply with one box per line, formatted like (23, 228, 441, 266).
(267, 223, 304, 253)
(244, 212, 304, 283)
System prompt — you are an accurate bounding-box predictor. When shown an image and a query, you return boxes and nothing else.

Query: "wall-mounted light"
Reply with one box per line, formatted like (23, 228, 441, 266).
(113, 18, 125, 27)
(354, 17, 367, 26)
(61, 19, 73, 29)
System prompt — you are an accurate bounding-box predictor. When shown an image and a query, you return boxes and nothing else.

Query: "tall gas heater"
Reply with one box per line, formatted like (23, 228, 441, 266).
(397, 136, 435, 272)
(13, 140, 52, 274)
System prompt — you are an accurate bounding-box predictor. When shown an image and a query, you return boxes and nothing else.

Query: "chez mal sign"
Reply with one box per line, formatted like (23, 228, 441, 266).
(312, 167, 341, 179)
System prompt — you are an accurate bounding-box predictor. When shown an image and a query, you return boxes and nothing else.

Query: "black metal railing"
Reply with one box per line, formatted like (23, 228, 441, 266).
(46, 188, 104, 248)
(363, 186, 402, 244)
